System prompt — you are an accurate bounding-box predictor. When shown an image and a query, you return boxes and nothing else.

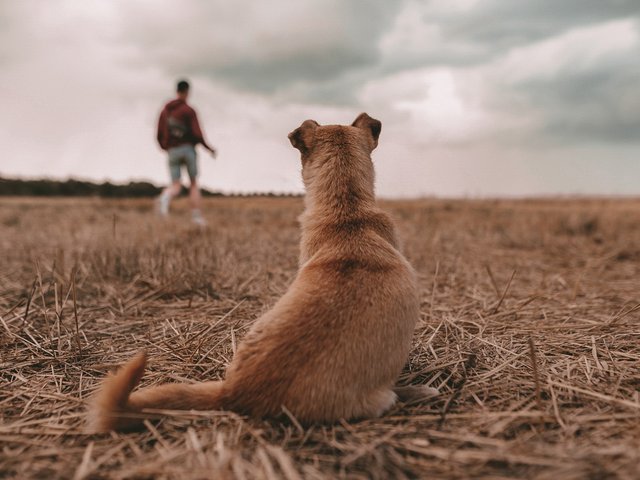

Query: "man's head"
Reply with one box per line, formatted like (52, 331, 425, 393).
(176, 80, 190, 100)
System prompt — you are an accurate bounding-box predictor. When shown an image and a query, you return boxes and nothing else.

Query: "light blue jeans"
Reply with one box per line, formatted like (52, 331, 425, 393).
(167, 144, 198, 181)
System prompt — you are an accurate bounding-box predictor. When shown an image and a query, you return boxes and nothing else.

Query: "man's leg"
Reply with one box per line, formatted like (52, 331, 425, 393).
(189, 178, 202, 211)
(158, 149, 183, 216)
(185, 146, 206, 226)
(158, 180, 181, 216)
(188, 178, 205, 226)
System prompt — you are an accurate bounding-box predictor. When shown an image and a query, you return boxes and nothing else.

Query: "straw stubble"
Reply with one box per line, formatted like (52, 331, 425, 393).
(1, 196, 639, 479)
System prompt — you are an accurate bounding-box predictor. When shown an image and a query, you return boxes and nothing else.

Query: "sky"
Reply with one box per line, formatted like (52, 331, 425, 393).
(1, 0, 639, 197)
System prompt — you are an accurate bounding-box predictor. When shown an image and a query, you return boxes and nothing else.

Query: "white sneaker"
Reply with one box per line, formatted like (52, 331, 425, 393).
(191, 210, 207, 226)
(157, 193, 170, 217)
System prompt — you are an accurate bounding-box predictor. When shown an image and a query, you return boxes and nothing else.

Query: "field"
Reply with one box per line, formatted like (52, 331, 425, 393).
(1, 195, 639, 479)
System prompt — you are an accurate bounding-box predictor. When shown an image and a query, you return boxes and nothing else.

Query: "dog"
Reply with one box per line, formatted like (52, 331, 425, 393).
(87, 113, 437, 433)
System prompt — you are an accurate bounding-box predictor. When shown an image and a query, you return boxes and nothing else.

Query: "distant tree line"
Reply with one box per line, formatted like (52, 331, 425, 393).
(0, 177, 220, 197)
(0, 177, 302, 198)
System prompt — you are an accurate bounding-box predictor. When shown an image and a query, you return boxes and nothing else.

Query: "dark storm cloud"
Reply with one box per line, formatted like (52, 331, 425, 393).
(525, 68, 640, 143)
(117, 0, 402, 97)
(211, 1, 401, 95)
(414, 0, 640, 64)
(203, 45, 373, 94)
(455, 1, 637, 47)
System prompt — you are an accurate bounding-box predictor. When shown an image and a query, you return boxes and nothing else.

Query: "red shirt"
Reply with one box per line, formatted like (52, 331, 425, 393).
(156, 99, 210, 151)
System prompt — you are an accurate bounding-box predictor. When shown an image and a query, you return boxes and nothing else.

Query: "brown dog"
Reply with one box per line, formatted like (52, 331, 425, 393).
(87, 113, 437, 433)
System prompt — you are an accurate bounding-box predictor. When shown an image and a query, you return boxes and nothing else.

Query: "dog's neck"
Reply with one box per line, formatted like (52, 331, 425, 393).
(298, 150, 378, 264)
(303, 152, 375, 220)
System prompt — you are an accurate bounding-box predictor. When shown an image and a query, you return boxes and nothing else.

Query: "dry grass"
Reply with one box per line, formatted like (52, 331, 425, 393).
(1, 195, 639, 479)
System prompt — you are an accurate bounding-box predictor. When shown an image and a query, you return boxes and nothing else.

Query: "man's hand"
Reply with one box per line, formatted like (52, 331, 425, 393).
(206, 145, 217, 159)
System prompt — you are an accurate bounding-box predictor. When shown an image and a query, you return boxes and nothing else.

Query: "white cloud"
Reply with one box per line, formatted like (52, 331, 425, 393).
(378, 0, 484, 65)
(365, 69, 490, 142)
(495, 19, 639, 83)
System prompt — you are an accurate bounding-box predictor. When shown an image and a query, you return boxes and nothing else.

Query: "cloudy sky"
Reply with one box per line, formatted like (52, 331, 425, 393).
(1, 0, 639, 197)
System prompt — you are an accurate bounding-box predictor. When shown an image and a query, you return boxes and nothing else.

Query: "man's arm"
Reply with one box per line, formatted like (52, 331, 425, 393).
(157, 109, 168, 150)
(189, 108, 216, 156)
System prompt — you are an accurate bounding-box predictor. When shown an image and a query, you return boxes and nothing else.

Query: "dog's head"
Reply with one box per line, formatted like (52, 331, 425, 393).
(288, 113, 382, 189)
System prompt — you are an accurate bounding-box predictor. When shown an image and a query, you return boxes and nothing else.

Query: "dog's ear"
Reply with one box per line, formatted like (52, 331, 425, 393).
(288, 120, 319, 154)
(352, 113, 382, 149)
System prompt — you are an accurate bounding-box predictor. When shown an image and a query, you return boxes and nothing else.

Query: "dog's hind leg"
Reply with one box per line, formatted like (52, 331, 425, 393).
(393, 385, 439, 404)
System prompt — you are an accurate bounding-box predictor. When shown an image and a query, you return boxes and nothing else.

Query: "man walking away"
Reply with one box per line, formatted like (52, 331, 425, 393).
(156, 79, 217, 226)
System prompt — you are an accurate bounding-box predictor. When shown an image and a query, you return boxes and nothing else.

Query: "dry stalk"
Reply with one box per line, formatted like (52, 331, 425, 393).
(528, 336, 543, 412)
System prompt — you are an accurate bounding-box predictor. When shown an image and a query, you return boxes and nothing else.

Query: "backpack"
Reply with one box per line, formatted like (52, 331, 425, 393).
(167, 116, 189, 140)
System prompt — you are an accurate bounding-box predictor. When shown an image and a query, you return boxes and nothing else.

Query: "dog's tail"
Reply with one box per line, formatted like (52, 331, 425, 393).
(86, 351, 227, 433)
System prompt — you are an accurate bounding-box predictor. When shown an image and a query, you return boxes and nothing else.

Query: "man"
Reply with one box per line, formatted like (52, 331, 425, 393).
(156, 79, 216, 226)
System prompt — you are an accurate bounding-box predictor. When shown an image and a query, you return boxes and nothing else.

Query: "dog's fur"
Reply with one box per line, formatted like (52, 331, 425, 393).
(87, 113, 436, 433)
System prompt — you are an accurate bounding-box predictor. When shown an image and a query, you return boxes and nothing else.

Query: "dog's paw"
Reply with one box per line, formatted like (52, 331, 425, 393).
(393, 385, 440, 403)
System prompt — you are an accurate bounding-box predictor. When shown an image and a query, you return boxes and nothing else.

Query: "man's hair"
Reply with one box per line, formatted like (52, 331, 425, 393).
(176, 80, 190, 93)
